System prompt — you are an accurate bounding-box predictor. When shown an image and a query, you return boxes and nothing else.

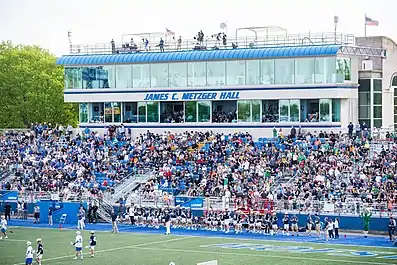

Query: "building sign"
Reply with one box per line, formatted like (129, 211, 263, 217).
(144, 92, 240, 101)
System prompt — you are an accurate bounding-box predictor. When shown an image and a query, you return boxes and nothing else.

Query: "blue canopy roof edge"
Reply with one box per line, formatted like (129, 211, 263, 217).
(56, 44, 343, 66)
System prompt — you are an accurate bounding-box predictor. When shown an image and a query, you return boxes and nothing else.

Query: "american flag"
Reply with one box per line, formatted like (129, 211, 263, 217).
(166, 28, 175, 35)
(365, 16, 379, 26)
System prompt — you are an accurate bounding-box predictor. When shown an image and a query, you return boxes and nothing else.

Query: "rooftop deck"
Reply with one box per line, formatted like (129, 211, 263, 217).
(69, 32, 355, 55)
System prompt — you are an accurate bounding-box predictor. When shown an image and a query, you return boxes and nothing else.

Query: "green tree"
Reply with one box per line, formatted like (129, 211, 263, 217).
(0, 41, 77, 128)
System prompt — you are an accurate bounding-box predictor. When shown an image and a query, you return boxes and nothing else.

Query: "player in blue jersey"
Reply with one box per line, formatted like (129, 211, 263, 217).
(0, 215, 8, 239)
(88, 231, 97, 257)
(314, 214, 321, 237)
(35, 238, 44, 265)
(291, 215, 299, 236)
(25, 241, 34, 265)
(306, 214, 313, 236)
(282, 214, 290, 236)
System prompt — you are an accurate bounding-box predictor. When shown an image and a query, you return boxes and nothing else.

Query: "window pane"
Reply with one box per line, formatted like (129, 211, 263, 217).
(132, 64, 150, 88)
(374, 119, 382, 128)
(336, 58, 351, 82)
(332, 99, 341, 122)
(147, 102, 159, 122)
(295, 58, 314, 84)
(395, 115, 397, 124)
(279, 100, 289, 122)
(246, 60, 260, 85)
(261, 60, 275, 84)
(212, 101, 236, 123)
(373, 79, 382, 91)
(187, 62, 206, 87)
(359, 119, 371, 128)
(207, 61, 225, 86)
(300, 99, 319, 122)
(373, 106, 382, 119)
(151, 64, 169, 87)
(316, 57, 336, 83)
(373, 93, 382, 105)
(238, 101, 251, 122)
(262, 100, 279, 122)
(359, 79, 371, 92)
(65, 68, 82, 89)
(104, 102, 112, 122)
(226, 61, 245, 86)
(393, 76, 397, 86)
(185, 101, 197, 122)
(252, 100, 261, 122)
(83, 66, 115, 89)
(198, 101, 211, 122)
(122, 102, 137, 123)
(289, 100, 300, 122)
(112, 102, 121, 123)
(115, 65, 132, 88)
(394, 96, 397, 106)
(275, 59, 294, 84)
(79, 103, 88, 123)
(359, 106, 371, 119)
(359, 92, 370, 106)
(90, 103, 104, 123)
(319, 99, 331, 122)
(169, 63, 187, 87)
(138, 102, 146, 123)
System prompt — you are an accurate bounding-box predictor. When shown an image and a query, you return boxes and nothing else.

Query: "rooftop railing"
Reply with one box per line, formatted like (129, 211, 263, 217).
(69, 32, 355, 55)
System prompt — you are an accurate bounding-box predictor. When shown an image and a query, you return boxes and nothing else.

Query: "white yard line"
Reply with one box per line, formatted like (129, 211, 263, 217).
(127, 246, 397, 265)
(11, 236, 192, 265)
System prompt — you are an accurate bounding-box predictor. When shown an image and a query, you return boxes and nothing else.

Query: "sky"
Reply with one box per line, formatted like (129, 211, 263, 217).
(0, 0, 395, 56)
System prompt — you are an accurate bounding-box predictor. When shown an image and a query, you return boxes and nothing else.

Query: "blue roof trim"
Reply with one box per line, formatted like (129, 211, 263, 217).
(56, 45, 342, 66)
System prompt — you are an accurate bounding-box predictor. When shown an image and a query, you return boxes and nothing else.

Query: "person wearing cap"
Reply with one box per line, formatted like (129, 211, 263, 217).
(0, 215, 8, 239)
(164, 209, 171, 235)
(71, 231, 83, 260)
(89, 231, 97, 257)
(36, 238, 44, 265)
(25, 241, 34, 265)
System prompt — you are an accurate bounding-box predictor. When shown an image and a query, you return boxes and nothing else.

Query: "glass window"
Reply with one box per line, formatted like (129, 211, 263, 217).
(289, 100, 300, 122)
(300, 99, 319, 122)
(373, 93, 382, 105)
(374, 119, 382, 128)
(373, 106, 382, 119)
(212, 101, 237, 123)
(147, 102, 159, 122)
(315, 58, 336, 84)
(132, 64, 150, 88)
(246, 60, 260, 85)
(65, 68, 83, 89)
(207, 61, 225, 86)
(275, 59, 294, 84)
(151, 64, 169, 87)
(262, 100, 279, 122)
(359, 79, 371, 92)
(295, 58, 314, 84)
(373, 79, 382, 91)
(279, 100, 289, 122)
(359, 106, 371, 119)
(336, 58, 351, 82)
(261, 60, 275, 84)
(138, 102, 146, 123)
(393, 76, 397, 86)
(79, 103, 88, 123)
(185, 101, 197, 122)
(160, 102, 184, 123)
(122, 102, 137, 123)
(252, 100, 261, 122)
(198, 101, 211, 122)
(359, 93, 371, 106)
(169, 63, 187, 87)
(332, 99, 341, 122)
(226, 61, 245, 86)
(90, 103, 104, 123)
(187, 62, 206, 87)
(112, 102, 121, 123)
(104, 103, 112, 122)
(115, 65, 132, 88)
(237, 101, 251, 122)
(319, 99, 331, 122)
(82, 66, 115, 89)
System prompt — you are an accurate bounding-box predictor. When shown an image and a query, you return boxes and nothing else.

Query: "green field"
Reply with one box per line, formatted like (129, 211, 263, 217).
(1, 227, 396, 265)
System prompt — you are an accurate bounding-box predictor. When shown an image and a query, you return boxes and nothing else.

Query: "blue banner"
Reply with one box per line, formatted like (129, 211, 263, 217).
(0, 190, 18, 202)
(175, 196, 204, 209)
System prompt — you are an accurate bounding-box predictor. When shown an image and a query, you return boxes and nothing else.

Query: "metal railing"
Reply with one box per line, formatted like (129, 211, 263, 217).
(18, 191, 90, 203)
(69, 32, 354, 55)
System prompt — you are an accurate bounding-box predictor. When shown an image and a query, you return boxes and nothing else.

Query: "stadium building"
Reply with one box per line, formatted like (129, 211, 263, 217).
(56, 29, 397, 137)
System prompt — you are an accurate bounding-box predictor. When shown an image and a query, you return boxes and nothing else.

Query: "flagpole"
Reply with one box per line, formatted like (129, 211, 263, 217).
(364, 14, 367, 37)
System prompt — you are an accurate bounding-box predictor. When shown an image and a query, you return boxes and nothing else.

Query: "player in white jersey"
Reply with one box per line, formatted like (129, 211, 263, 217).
(1, 216, 8, 239)
(71, 231, 84, 260)
(25, 241, 34, 265)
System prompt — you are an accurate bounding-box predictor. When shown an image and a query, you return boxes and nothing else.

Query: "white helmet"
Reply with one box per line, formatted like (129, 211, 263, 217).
(0, 215, 4, 219)
(76, 231, 81, 235)
(36, 238, 42, 242)
(26, 241, 32, 247)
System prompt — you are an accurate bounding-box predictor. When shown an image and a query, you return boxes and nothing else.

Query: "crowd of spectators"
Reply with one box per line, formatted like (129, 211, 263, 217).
(1, 123, 397, 214)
